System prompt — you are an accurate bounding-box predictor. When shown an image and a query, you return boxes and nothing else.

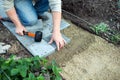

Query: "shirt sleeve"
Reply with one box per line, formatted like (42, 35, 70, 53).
(49, 0, 62, 12)
(3, 0, 14, 12)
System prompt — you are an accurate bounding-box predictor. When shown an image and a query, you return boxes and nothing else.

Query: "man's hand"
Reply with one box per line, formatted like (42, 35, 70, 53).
(49, 31, 66, 51)
(5, 7, 27, 36)
(0, 16, 2, 19)
(16, 25, 27, 36)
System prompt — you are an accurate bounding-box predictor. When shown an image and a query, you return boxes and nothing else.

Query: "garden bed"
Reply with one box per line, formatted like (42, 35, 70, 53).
(62, 0, 120, 44)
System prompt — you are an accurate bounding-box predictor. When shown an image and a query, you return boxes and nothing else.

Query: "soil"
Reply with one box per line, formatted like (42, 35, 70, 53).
(62, 0, 120, 44)
(0, 23, 31, 58)
(63, 0, 117, 19)
(0, 0, 120, 80)
(48, 22, 120, 80)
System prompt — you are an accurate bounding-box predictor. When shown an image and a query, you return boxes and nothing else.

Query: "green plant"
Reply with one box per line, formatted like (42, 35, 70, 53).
(109, 33, 120, 44)
(0, 55, 62, 80)
(91, 22, 109, 34)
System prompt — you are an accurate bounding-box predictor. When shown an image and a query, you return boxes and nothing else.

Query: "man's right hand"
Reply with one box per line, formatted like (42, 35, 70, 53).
(16, 25, 27, 36)
(5, 7, 27, 36)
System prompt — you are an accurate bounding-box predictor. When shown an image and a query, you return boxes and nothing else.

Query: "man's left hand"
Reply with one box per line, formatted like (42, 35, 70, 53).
(49, 31, 65, 51)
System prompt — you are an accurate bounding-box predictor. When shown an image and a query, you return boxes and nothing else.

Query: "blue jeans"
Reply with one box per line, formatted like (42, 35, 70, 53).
(14, 0, 49, 26)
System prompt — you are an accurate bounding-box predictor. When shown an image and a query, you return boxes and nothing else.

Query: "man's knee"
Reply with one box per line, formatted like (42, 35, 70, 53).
(22, 18, 38, 26)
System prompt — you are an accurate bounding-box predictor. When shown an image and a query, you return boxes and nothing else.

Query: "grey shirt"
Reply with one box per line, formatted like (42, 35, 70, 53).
(3, 0, 62, 12)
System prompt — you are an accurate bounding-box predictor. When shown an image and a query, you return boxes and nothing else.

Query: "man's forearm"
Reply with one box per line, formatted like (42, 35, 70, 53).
(50, 11, 65, 51)
(6, 7, 22, 27)
(52, 11, 61, 33)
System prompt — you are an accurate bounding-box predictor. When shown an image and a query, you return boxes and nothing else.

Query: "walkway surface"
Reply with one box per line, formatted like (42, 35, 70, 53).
(48, 23, 120, 80)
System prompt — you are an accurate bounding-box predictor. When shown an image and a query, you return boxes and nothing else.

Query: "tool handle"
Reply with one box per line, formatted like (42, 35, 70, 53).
(23, 31, 35, 37)
(23, 31, 28, 35)
(0, 17, 12, 23)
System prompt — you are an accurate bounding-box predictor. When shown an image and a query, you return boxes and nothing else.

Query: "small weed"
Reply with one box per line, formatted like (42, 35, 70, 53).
(109, 33, 120, 44)
(91, 22, 109, 34)
(90, 22, 120, 44)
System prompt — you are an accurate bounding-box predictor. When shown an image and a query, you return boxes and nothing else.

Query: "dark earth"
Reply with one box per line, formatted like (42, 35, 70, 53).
(63, 0, 119, 26)
(63, 0, 120, 44)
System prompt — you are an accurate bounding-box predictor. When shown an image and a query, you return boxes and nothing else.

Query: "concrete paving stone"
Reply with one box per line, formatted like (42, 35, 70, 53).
(28, 39, 55, 57)
(43, 33, 71, 48)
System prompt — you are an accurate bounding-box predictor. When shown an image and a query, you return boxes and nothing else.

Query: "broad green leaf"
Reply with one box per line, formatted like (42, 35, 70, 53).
(23, 78, 29, 80)
(31, 56, 40, 61)
(52, 60, 61, 75)
(11, 69, 19, 76)
(41, 58, 48, 66)
(37, 74, 45, 80)
(20, 70, 27, 78)
(5, 55, 16, 64)
(28, 72, 36, 80)
(55, 75, 62, 80)
(20, 66, 28, 77)
(1, 65, 9, 70)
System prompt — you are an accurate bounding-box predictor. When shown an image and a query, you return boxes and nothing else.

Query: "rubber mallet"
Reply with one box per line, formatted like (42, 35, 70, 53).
(23, 31, 42, 42)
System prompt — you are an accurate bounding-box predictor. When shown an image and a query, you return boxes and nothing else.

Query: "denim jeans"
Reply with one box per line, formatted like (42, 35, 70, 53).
(14, 0, 49, 26)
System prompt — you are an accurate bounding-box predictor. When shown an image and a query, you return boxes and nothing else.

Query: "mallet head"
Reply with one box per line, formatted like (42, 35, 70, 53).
(35, 31, 42, 42)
